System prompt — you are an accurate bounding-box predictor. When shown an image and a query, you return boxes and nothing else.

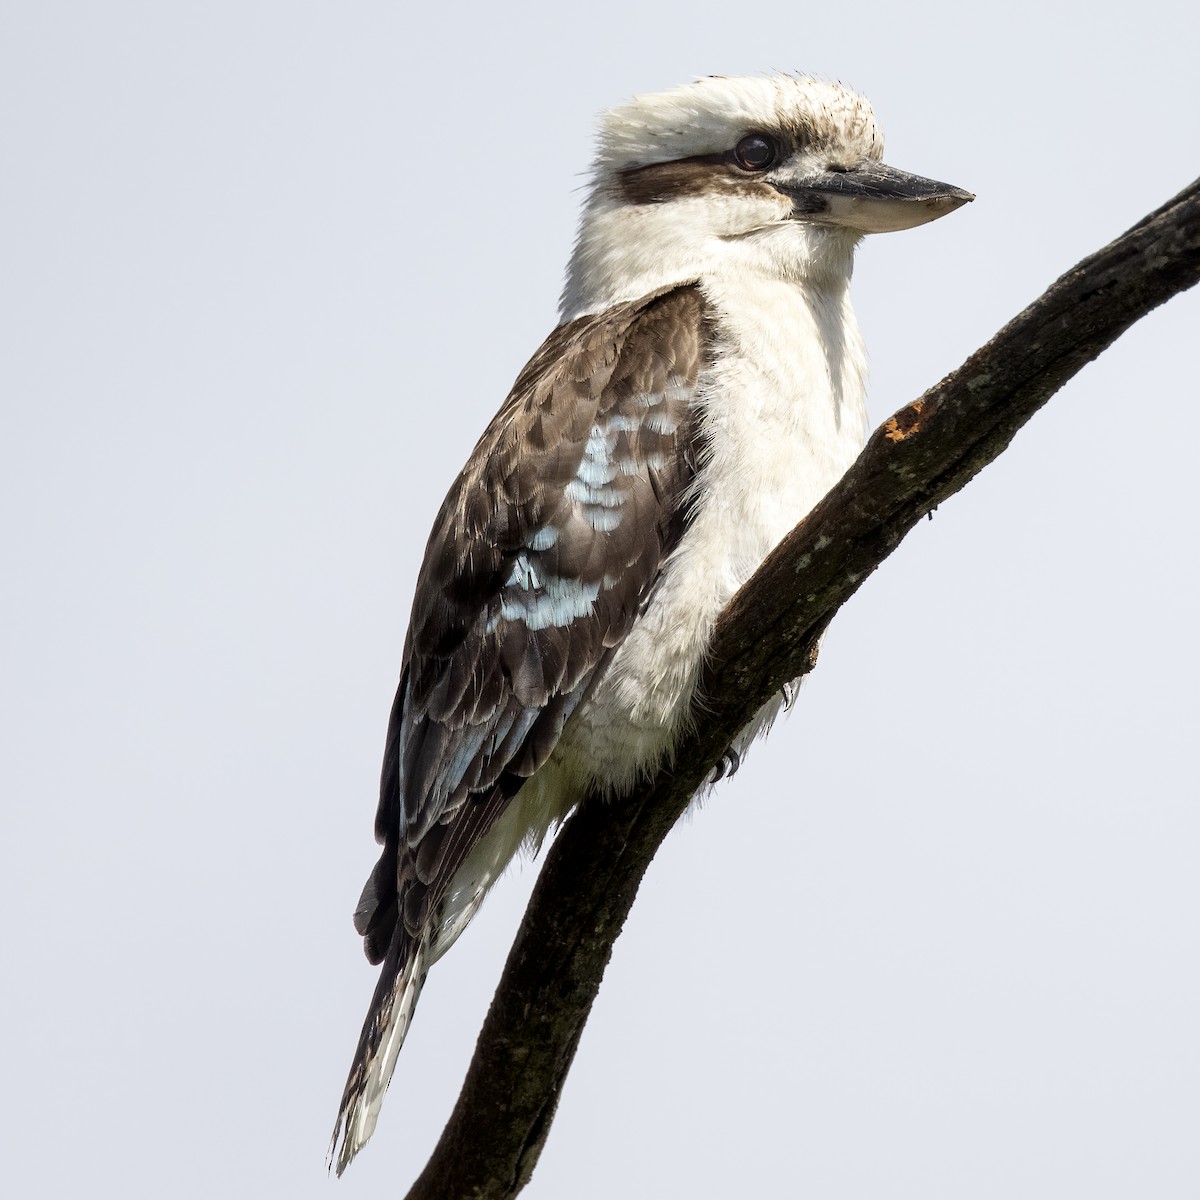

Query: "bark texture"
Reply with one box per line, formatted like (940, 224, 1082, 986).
(403, 178, 1200, 1200)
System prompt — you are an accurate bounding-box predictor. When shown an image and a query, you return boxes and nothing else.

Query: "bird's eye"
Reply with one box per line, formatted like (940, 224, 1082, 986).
(733, 133, 778, 172)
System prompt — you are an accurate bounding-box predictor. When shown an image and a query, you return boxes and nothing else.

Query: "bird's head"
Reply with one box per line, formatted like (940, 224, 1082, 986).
(561, 75, 973, 319)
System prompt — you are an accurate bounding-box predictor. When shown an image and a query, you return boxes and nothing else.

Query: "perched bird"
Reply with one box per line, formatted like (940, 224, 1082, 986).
(331, 73, 972, 1173)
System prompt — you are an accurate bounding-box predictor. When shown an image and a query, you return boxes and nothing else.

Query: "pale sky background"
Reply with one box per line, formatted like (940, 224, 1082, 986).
(3, 2, 1198, 1197)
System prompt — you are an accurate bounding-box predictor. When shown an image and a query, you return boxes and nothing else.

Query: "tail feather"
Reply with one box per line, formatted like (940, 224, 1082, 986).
(329, 933, 428, 1176)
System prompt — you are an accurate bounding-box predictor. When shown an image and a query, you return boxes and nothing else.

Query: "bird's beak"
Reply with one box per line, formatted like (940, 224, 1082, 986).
(773, 161, 974, 234)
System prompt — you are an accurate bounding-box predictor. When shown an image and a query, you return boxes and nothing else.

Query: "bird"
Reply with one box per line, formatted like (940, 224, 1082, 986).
(330, 73, 972, 1174)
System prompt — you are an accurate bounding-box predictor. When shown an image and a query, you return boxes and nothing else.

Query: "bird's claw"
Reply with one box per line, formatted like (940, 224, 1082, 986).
(711, 747, 742, 782)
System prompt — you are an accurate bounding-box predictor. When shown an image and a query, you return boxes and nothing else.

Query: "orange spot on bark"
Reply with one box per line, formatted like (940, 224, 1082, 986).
(883, 399, 926, 442)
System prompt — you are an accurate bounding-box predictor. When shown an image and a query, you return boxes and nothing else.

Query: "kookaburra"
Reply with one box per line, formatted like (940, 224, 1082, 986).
(331, 74, 972, 1173)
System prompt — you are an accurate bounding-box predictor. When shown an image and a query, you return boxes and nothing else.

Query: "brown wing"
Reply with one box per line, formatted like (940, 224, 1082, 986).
(354, 285, 710, 963)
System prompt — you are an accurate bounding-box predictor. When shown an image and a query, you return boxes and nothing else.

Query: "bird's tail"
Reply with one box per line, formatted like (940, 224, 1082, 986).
(328, 931, 429, 1176)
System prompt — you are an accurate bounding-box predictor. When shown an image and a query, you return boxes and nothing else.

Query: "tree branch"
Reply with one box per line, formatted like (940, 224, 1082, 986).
(404, 178, 1200, 1200)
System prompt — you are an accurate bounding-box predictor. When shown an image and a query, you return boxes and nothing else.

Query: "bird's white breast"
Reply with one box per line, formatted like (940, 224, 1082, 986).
(557, 269, 868, 794)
